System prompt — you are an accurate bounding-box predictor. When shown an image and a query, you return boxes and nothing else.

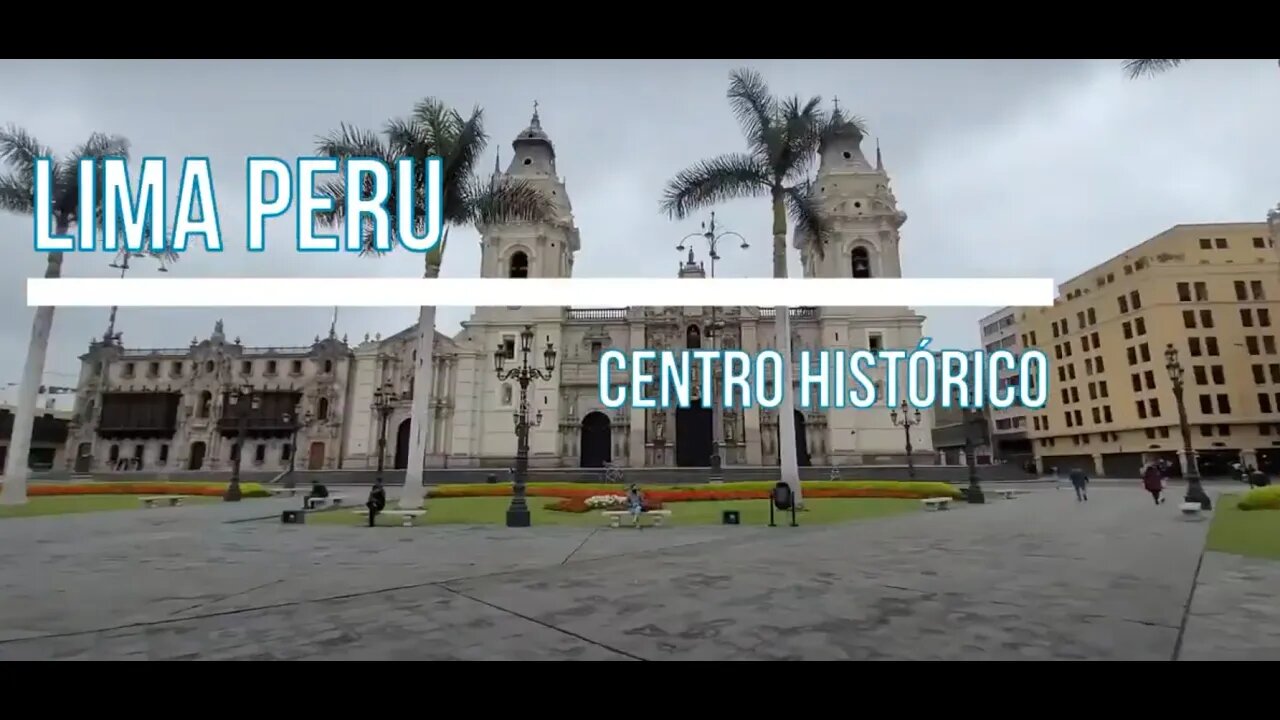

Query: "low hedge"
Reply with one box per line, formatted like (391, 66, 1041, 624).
(435, 480, 960, 512)
(1237, 485, 1280, 511)
(0, 482, 270, 499)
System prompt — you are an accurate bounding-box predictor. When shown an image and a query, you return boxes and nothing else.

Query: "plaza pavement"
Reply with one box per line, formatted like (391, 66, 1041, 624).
(0, 485, 1277, 660)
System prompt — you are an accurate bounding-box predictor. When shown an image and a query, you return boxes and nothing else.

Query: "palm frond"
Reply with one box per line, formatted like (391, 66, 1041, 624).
(315, 123, 385, 162)
(383, 117, 434, 165)
(0, 124, 51, 177)
(55, 132, 130, 218)
(727, 68, 776, 150)
(660, 153, 771, 220)
(777, 94, 828, 183)
(413, 97, 465, 150)
(464, 175, 556, 226)
(313, 176, 352, 229)
(784, 181, 831, 260)
(441, 106, 489, 224)
(1124, 59, 1187, 79)
(0, 170, 33, 215)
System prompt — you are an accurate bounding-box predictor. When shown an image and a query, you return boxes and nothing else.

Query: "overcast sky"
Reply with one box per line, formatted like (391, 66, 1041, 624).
(1, 59, 1277, 389)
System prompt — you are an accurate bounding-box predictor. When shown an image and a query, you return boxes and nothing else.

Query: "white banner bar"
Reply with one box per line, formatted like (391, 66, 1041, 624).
(26, 277, 1055, 308)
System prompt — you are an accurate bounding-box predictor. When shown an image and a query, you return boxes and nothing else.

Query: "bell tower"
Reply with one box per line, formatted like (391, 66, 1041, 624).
(477, 104, 581, 281)
(799, 104, 908, 284)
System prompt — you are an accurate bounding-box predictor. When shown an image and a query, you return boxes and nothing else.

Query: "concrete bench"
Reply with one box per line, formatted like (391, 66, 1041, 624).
(997, 489, 1021, 500)
(269, 488, 298, 497)
(1179, 502, 1205, 518)
(140, 495, 186, 508)
(305, 494, 347, 510)
(921, 497, 952, 511)
(601, 510, 672, 528)
(353, 509, 427, 527)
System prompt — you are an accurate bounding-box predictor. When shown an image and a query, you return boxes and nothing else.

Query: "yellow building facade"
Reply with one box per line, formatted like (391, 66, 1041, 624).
(1013, 222, 1280, 478)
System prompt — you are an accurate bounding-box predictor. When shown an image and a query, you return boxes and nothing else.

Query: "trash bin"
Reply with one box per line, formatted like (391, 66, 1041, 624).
(722, 510, 740, 525)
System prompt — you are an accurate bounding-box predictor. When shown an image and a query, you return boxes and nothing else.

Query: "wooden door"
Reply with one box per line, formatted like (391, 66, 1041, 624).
(307, 442, 325, 470)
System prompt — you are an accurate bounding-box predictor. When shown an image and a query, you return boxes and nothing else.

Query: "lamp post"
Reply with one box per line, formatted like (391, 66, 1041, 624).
(889, 400, 921, 479)
(224, 383, 259, 502)
(103, 249, 171, 345)
(281, 408, 311, 488)
(494, 326, 557, 527)
(678, 211, 748, 474)
(372, 382, 395, 484)
(1165, 344, 1212, 510)
(963, 408, 985, 503)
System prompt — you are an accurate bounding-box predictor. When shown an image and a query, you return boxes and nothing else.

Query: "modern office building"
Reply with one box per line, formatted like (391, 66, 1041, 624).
(1016, 221, 1280, 477)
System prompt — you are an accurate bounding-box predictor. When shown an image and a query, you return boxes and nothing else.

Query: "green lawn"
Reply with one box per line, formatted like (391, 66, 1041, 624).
(1206, 496, 1280, 560)
(305, 496, 921, 528)
(0, 494, 221, 519)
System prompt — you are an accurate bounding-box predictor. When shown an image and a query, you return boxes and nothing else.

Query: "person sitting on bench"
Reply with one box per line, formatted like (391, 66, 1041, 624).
(626, 484, 645, 526)
(305, 480, 330, 506)
(366, 478, 386, 527)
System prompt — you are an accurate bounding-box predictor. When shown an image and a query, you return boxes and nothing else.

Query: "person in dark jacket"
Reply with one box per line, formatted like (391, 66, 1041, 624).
(1069, 467, 1089, 502)
(1141, 463, 1165, 505)
(366, 479, 386, 527)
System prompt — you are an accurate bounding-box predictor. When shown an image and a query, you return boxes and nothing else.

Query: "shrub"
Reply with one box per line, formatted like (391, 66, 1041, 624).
(1237, 485, 1280, 511)
(1, 482, 270, 499)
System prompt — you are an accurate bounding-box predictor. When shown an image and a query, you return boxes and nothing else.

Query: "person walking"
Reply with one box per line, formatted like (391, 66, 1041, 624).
(1141, 462, 1166, 505)
(1069, 467, 1089, 501)
(366, 478, 387, 527)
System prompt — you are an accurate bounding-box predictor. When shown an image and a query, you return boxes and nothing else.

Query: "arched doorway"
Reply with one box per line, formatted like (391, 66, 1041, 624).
(188, 441, 206, 470)
(777, 411, 812, 466)
(307, 442, 325, 470)
(676, 407, 713, 466)
(394, 418, 411, 469)
(74, 442, 92, 473)
(580, 411, 612, 467)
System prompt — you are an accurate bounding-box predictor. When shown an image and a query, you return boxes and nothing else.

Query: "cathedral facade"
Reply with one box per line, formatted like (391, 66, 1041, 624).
(64, 109, 935, 474)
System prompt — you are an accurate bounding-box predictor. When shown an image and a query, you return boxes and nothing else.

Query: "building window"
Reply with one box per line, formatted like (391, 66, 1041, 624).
(282, 444, 292, 461)
(1130, 290, 1142, 309)
(1242, 308, 1255, 327)
(502, 335, 516, 358)
(1200, 238, 1212, 249)
(1261, 309, 1273, 327)
(1236, 281, 1248, 301)
(1135, 317, 1147, 335)
(108, 444, 120, 461)
(323, 359, 333, 374)
(1144, 370, 1155, 389)
(1177, 282, 1191, 302)
(1251, 280, 1266, 300)
(1199, 310, 1214, 328)
(1149, 398, 1161, 417)
(509, 251, 530, 279)
(1136, 400, 1147, 419)
(254, 444, 266, 463)
(1183, 310, 1197, 329)
(1254, 237, 1267, 249)
(317, 397, 329, 420)
(1103, 406, 1113, 423)
(158, 444, 169, 464)
(240, 360, 252, 375)
(1247, 336, 1260, 355)
(1206, 337, 1219, 356)
(1211, 365, 1225, 384)
(291, 360, 303, 374)
(1217, 394, 1231, 414)
(1253, 364, 1266, 384)
(1260, 393, 1273, 414)
(1193, 366, 1208, 385)
(198, 391, 212, 418)
(1100, 381, 1109, 397)
(1193, 282, 1207, 302)
(266, 360, 277, 374)
(1199, 395, 1213, 414)
(1215, 237, 1228, 249)
(1118, 296, 1129, 314)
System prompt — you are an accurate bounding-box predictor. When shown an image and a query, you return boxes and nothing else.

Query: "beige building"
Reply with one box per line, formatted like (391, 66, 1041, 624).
(1015, 221, 1280, 477)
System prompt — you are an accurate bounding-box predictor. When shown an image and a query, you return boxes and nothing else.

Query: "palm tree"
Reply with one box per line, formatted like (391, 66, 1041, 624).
(1124, 58, 1280, 78)
(0, 126, 130, 504)
(660, 68, 843, 506)
(316, 99, 554, 509)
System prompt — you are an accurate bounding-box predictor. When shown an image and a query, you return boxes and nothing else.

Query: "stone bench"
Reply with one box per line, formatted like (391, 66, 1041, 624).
(1179, 502, 1205, 518)
(269, 488, 298, 497)
(140, 495, 186, 508)
(305, 494, 347, 510)
(601, 510, 672, 528)
(921, 497, 952, 511)
(353, 509, 427, 527)
(998, 489, 1021, 500)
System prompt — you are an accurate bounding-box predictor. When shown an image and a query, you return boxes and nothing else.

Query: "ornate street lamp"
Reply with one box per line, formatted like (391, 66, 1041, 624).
(678, 211, 748, 474)
(889, 400, 922, 479)
(494, 326, 556, 527)
(281, 407, 312, 488)
(1165, 344, 1212, 509)
(225, 383, 259, 502)
(372, 382, 396, 484)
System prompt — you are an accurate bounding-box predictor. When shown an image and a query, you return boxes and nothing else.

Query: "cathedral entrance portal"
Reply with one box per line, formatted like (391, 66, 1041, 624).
(394, 418, 411, 469)
(676, 407, 713, 467)
(579, 412, 611, 468)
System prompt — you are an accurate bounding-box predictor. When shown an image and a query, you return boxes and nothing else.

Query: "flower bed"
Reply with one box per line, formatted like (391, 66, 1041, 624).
(1237, 485, 1280, 511)
(440, 480, 961, 513)
(0, 482, 270, 498)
